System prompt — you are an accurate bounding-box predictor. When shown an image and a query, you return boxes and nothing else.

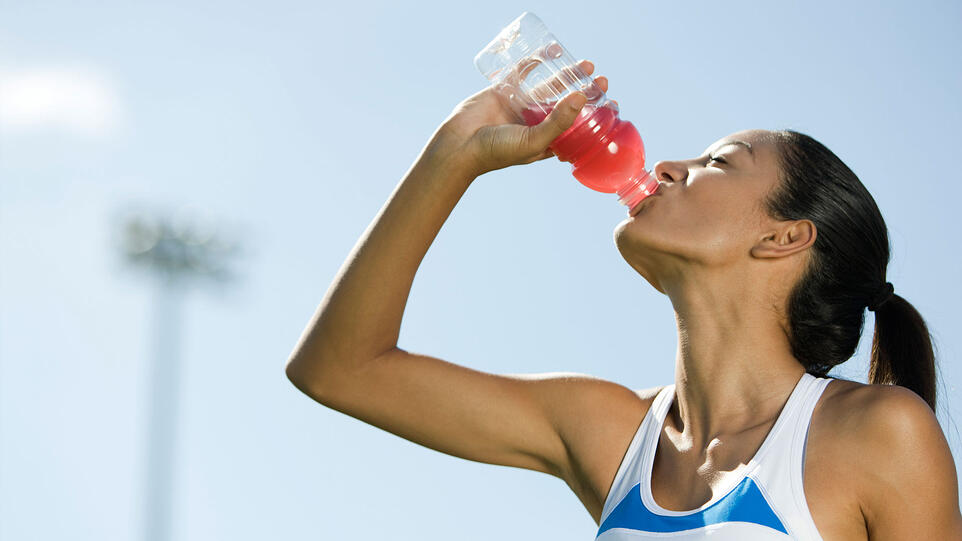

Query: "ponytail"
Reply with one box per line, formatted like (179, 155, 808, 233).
(767, 129, 940, 412)
(869, 294, 937, 411)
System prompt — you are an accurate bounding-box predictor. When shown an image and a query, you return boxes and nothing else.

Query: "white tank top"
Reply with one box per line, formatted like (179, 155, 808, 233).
(595, 372, 833, 540)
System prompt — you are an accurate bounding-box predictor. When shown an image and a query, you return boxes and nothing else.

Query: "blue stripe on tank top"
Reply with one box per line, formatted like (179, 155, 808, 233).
(596, 476, 787, 537)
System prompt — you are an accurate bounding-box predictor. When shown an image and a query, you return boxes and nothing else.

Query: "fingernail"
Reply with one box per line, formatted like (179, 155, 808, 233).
(569, 93, 587, 111)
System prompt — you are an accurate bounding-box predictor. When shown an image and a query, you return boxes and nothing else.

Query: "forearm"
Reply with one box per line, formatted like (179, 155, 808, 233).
(286, 128, 476, 382)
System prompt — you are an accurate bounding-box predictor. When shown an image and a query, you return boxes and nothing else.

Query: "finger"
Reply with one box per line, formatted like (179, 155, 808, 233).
(530, 59, 594, 97)
(519, 58, 591, 88)
(523, 91, 587, 152)
(552, 59, 593, 94)
(594, 75, 608, 94)
(536, 147, 556, 160)
(528, 59, 603, 108)
(521, 147, 555, 165)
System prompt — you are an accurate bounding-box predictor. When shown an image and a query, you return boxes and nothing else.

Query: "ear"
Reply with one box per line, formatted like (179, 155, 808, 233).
(750, 219, 816, 259)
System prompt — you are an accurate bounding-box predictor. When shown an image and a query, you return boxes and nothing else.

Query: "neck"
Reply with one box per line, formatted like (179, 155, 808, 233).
(663, 269, 807, 448)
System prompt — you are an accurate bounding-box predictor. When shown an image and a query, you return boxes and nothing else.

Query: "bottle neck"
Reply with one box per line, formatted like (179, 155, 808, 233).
(616, 169, 659, 209)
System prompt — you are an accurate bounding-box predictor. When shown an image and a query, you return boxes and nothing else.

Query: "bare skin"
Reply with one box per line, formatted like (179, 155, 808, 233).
(286, 60, 962, 539)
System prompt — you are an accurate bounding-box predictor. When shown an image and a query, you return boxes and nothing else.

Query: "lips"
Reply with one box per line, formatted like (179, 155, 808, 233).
(628, 183, 665, 217)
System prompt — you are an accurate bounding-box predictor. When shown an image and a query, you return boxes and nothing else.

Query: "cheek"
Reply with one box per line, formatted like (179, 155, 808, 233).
(684, 192, 747, 238)
(616, 190, 760, 263)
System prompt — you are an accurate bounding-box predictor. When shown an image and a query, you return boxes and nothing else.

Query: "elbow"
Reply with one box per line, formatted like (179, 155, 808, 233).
(285, 357, 318, 397)
(284, 359, 299, 385)
(285, 355, 345, 403)
(285, 350, 376, 403)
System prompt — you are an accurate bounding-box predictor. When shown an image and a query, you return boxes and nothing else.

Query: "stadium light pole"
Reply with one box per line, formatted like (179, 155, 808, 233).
(119, 211, 239, 541)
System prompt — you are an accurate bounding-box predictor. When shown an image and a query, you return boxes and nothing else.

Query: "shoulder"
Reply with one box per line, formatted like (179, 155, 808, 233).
(817, 378, 962, 538)
(818, 377, 934, 429)
(820, 378, 943, 450)
(634, 384, 668, 403)
(817, 378, 947, 470)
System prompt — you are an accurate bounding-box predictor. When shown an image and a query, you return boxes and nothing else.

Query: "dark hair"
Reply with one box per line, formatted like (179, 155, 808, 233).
(764, 130, 938, 411)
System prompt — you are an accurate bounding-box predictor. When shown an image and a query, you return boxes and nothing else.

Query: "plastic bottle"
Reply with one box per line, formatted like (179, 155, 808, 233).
(474, 12, 659, 210)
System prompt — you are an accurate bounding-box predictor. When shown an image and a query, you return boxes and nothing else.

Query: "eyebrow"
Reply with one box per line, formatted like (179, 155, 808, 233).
(709, 140, 755, 162)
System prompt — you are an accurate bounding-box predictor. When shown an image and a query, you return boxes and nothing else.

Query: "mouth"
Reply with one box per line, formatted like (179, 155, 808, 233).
(628, 183, 664, 217)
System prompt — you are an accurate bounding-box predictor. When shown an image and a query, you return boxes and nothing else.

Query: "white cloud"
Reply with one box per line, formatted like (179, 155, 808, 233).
(0, 66, 124, 138)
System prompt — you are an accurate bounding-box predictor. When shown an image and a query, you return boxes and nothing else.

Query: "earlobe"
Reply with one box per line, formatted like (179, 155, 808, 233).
(750, 220, 817, 259)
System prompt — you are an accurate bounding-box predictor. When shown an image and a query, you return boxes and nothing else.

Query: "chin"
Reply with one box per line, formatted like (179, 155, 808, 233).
(613, 216, 631, 241)
(613, 216, 653, 256)
(613, 219, 672, 296)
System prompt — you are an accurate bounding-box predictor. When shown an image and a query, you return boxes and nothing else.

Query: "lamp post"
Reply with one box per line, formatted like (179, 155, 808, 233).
(119, 211, 239, 541)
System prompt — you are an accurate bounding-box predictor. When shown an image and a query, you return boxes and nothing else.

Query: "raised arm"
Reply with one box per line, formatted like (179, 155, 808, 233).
(284, 69, 593, 381)
(285, 64, 645, 484)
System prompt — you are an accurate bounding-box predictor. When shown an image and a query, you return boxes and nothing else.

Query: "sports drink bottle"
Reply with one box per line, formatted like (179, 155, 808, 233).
(474, 12, 659, 210)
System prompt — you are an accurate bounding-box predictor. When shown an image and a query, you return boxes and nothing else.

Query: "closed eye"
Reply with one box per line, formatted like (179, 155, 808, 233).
(708, 154, 727, 165)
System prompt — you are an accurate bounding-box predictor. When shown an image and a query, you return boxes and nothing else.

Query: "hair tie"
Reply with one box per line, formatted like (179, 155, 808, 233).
(868, 282, 894, 312)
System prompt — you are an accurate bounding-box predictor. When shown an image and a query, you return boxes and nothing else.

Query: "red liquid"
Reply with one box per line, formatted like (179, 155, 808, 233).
(522, 102, 657, 208)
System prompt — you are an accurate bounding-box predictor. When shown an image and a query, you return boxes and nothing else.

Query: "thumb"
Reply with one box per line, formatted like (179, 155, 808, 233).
(524, 92, 587, 151)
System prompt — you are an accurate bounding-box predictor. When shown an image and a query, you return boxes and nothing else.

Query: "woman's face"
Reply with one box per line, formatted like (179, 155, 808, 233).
(613, 129, 784, 293)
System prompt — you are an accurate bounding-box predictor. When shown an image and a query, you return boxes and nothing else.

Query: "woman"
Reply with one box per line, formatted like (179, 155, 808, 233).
(285, 60, 962, 539)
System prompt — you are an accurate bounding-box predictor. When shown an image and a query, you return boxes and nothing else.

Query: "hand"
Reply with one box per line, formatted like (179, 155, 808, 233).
(433, 60, 611, 178)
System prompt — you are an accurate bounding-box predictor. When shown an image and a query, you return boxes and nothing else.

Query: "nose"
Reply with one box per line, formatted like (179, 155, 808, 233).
(653, 160, 688, 184)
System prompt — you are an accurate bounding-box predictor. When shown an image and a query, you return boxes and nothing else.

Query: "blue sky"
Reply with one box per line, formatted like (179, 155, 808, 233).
(1, 1, 959, 539)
